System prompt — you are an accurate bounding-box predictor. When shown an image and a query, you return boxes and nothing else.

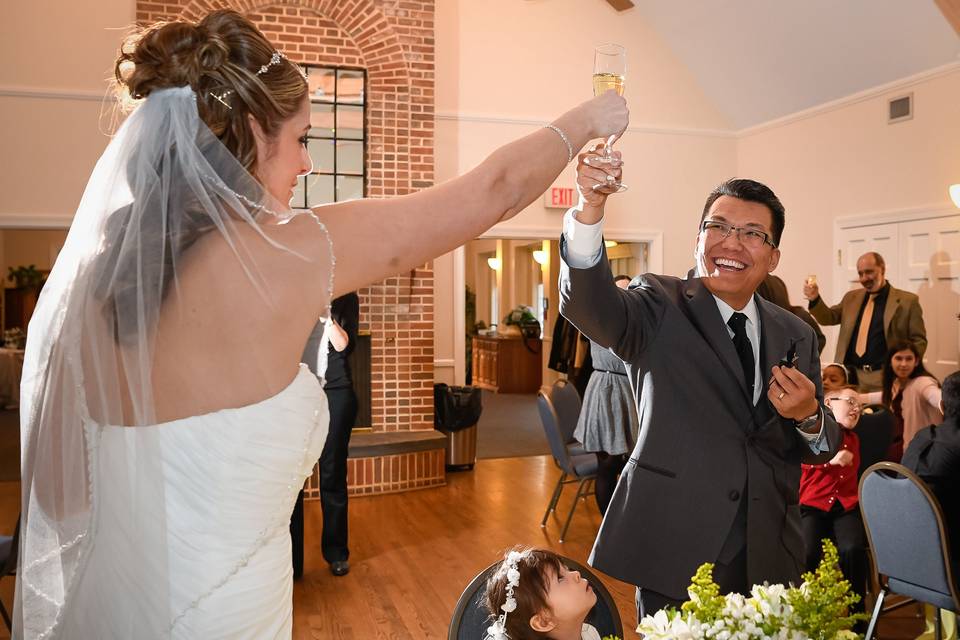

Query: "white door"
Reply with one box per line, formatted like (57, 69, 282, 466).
(900, 216, 960, 380)
(835, 215, 960, 381)
(834, 223, 901, 296)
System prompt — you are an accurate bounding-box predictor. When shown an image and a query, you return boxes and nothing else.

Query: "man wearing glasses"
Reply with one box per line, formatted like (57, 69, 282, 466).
(558, 155, 841, 621)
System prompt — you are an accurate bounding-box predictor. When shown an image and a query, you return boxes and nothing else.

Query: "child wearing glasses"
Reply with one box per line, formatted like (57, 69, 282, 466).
(798, 386, 869, 616)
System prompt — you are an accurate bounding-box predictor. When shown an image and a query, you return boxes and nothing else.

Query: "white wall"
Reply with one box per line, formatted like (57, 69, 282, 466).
(738, 66, 960, 358)
(432, 0, 741, 381)
(0, 0, 136, 221)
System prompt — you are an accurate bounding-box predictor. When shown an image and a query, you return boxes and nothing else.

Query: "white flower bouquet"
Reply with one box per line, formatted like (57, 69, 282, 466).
(638, 539, 867, 639)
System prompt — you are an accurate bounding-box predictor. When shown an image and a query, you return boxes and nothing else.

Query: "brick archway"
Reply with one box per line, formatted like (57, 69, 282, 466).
(136, 0, 439, 493)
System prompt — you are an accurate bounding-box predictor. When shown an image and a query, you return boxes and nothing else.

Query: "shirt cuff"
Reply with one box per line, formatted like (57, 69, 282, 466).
(562, 208, 604, 269)
(797, 407, 830, 454)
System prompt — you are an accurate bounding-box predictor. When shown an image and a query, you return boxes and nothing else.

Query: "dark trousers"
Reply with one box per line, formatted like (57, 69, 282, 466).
(595, 452, 627, 515)
(290, 387, 357, 577)
(801, 503, 869, 613)
(635, 545, 748, 621)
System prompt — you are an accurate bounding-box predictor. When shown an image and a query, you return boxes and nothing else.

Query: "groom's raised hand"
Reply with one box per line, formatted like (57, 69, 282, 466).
(574, 145, 622, 224)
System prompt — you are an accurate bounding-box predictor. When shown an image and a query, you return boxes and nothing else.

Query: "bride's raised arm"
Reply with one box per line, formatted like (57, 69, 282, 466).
(315, 92, 627, 298)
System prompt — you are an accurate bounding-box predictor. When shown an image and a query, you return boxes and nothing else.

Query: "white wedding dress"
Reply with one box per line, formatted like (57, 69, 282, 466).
(58, 364, 328, 639)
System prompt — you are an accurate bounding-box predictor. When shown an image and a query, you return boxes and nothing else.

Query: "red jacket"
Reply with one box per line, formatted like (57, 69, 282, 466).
(800, 429, 860, 512)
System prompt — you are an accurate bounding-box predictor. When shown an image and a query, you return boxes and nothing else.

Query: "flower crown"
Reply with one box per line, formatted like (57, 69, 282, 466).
(486, 550, 528, 640)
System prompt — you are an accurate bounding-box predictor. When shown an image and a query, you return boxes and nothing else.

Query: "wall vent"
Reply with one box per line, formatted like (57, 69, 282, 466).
(888, 93, 913, 123)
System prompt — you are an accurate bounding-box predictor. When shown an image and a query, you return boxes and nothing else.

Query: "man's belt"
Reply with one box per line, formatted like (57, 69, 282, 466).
(853, 364, 883, 373)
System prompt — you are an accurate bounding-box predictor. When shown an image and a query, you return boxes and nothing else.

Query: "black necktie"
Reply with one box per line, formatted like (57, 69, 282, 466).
(728, 312, 755, 394)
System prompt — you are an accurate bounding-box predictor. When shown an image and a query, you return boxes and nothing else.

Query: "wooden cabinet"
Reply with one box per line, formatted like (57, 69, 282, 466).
(3, 287, 38, 332)
(471, 335, 542, 393)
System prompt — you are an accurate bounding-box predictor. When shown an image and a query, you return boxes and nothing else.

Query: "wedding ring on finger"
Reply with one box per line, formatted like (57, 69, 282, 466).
(778, 391, 785, 400)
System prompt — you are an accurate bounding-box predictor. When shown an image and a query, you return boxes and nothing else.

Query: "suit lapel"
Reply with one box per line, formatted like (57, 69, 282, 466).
(682, 278, 753, 405)
(883, 286, 900, 339)
(837, 288, 866, 357)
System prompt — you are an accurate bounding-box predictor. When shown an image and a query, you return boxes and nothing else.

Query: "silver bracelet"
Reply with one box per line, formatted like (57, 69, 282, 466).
(544, 124, 574, 163)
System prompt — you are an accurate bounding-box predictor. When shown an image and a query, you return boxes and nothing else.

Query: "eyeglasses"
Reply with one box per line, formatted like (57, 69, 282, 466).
(825, 396, 860, 408)
(700, 219, 777, 249)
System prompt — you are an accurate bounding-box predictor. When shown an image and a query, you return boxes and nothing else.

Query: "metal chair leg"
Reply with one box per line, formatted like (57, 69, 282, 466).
(559, 478, 588, 543)
(935, 608, 943, 640)
(865, 588, 885, 640)
(541, 472, 567, 527)
(0, 596, 11, 632)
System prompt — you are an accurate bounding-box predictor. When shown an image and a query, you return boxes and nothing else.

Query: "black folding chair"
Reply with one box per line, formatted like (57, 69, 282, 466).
(447, 555, 622, 640)
(552, 379, 587, 456)
(537, 389, 597, 543)
(859, 462, 959, 639)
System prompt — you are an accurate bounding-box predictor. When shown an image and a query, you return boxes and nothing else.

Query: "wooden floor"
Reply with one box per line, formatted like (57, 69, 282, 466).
(0, 456, 929, 639)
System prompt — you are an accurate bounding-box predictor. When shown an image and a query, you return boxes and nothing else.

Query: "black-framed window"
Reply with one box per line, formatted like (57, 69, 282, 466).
(291, 65, 366, 208)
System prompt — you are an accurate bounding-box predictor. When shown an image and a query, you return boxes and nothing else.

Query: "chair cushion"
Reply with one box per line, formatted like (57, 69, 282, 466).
(567, 441, 588, 458)
(571, 454, 599, 477)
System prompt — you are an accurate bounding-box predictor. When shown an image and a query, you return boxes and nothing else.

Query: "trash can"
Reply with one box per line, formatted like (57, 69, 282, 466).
(434, 383, 483, 470)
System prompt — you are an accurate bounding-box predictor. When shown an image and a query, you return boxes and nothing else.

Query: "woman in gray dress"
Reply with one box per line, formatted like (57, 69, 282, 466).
(573, 275, 640, 514)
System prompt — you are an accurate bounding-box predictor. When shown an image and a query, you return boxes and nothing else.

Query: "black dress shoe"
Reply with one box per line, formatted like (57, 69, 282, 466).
(330, 560, 350, 576)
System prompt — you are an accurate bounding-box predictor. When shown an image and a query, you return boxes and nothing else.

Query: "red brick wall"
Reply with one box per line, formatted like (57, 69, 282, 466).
(136, 0, 436, 437)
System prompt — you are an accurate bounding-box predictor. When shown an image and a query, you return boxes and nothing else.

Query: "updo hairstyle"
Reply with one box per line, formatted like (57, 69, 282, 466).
(114, 9, 308, 176)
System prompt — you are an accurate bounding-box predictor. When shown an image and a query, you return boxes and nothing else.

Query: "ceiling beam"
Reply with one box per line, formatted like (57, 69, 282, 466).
(606, 0, 635, 11)
(934, 0, 960, 35)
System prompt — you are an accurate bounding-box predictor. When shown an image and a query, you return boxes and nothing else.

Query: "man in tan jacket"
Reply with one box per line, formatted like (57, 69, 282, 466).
(803, 252, 927, 392)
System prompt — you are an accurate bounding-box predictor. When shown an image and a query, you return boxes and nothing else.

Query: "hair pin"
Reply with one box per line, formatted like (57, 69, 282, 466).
(210, 90, 233, 110)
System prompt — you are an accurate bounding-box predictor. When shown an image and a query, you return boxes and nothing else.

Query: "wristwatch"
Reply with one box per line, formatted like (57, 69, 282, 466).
(794, 410, 820, 430)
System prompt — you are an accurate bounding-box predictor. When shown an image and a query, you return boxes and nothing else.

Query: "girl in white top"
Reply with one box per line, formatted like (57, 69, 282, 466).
(484, 548, 607, 640)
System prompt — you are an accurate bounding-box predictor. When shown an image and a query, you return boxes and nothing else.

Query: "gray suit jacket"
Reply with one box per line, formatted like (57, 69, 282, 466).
(559, 241, 841, 599)
(808, 285, 927, 363)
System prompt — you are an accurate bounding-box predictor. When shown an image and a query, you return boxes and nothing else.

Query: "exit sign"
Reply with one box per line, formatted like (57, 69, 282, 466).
(544, 187, 576, 209)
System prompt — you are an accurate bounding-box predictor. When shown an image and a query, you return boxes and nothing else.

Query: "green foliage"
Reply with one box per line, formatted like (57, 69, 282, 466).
(7, 264, 44, 289)
(786, 538, 869, 639)
(680, 563, 725, 623)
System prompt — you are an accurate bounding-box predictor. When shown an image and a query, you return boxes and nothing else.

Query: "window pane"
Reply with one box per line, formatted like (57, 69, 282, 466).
(337, 105, 364, 140)
(308, 139, 334, 173)
(310, 102, 335, 136)
(336, 140, 364, 175)
(307, 67, 335, 102)
(337, 69, 364, 104)
(336, 175, 363, 202)
(290, 175, 308, 210)
(306, 174, 335, 207)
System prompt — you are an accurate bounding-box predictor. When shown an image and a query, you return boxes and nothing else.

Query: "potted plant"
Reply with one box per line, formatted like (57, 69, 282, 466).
(7, 264, 45, 290)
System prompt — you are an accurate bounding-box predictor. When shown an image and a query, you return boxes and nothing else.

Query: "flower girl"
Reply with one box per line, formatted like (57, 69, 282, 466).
(484, 548, 603, 640)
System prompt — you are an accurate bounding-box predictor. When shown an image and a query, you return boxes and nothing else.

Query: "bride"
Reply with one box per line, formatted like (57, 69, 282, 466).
(13, 8, 627, 640)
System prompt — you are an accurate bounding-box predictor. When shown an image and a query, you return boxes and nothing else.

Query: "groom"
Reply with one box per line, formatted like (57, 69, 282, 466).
(558, 157, 840, 619)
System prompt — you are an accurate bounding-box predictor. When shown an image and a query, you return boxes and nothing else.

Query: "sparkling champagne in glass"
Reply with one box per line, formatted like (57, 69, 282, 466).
(592, 43, 627, 192)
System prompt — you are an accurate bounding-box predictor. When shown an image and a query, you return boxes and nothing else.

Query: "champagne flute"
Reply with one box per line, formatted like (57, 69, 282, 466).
(592, 43, 627, 193)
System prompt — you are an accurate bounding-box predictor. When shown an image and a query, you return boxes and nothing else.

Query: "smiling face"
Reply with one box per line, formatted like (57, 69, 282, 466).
(891, 348, 918, 381)
(825, 387, 861, 429)
(856, 254, 886, 293)
(695, 195, 781, 310)
(250, 94, 313, 207)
